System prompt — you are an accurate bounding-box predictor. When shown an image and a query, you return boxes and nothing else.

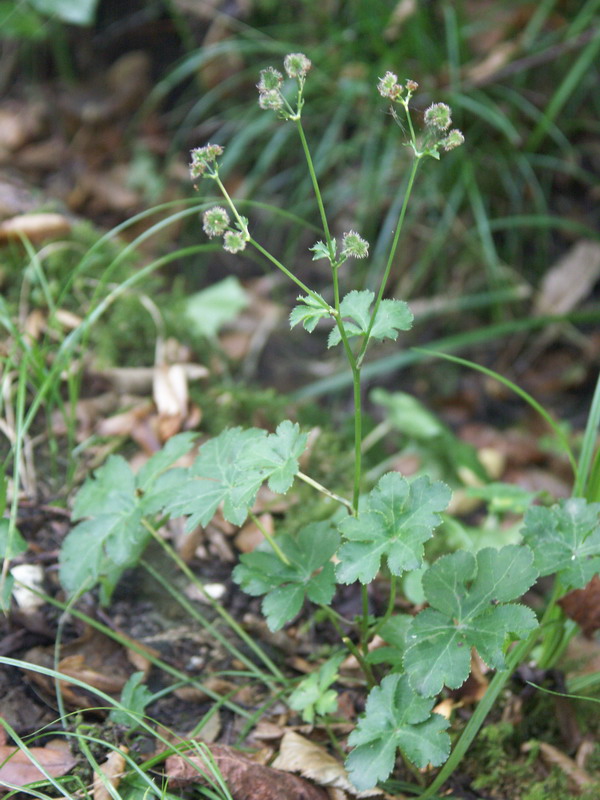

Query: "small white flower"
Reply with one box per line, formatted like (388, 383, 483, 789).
(341, 230, 369, 259)
(284, 53, 312, 79)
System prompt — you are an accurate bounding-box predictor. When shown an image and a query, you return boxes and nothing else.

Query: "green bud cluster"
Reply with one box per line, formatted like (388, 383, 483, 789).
(189, 143, 224, 179)
(257, 52, 312, 120)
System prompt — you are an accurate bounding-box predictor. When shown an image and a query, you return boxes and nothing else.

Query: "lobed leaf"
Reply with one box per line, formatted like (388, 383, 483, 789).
(233, 521, 339, 630)
(289, 293, 330, 333)
(328, 290, 413, 348)
(404, 545, 539, 696)
(346, 674, 450, 790)
(163, 423, 307, 529)
(521, 498, 600, 590)
(335, 473, 451, 584)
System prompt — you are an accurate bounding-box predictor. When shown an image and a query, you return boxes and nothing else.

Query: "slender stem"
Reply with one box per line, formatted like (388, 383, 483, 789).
(248, 511, 290, 565)
(213, 175, 249, 237)
(357, 156, 421, 368)
(352, 367, 362, 510)
(296, 120, 334, 251)
(296, 471, 353, 512)
(360, 584, 370, 652)
(373, 574, 397, 635)
(320, 605, 376, 687)
(249, 237, 331, 309)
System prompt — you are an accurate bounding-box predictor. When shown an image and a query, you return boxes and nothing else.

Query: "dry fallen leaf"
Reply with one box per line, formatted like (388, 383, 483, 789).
(0, 213, 71, 243)
(0, 739, 76, 792)
(272, 731, 380, 797)
(93, 746, 128, 800)
(558, 575, 600, 637)
(534, 240, 600, 316)
(166, 743, 329, 800)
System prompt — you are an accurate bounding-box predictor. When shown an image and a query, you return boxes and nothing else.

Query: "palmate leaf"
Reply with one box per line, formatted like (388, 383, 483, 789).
(232, 521, 339, 631)
(346, 674, 450, 791)
(327, 290, 413, 348)
(336, 473, 451, 584)
(404, 545, 539, 696)
(163, 422, 308, 529)
(288, 653, 345, 723)
(289, 293, 331, 333)
(521, 498, 600, 590)
(60, 433, 196, 602)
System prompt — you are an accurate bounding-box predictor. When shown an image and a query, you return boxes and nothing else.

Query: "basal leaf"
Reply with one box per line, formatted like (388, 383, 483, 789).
(404, 546, 538, 696)
(346, 674, 450, 790)
(136, 432, 196, 493)
(336, 473, 451, 584)
(246, 421, 308, 494)
(163, 428, 266, 528)
(288, 653, 344, 723)
(233, 521, 339, 631)
(72, 455, 135, 519)
(289, 294, 330, 333)
(163, 424, 307, 528)
(521, 498, 600, 589)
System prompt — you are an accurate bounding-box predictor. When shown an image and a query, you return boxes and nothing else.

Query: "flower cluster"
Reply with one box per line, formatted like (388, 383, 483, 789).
(189, 143, 223, 180)
(377, 72, 418, 103)
(257, 52, 312, 119)
(377, 72, 464, 157)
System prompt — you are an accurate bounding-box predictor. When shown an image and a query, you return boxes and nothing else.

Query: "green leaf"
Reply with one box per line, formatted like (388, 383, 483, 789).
(346, 674, 450, 790)
(366, 615, 412, 667)
(336, 473, 451, 584)
(233, 522, 339, 631)
(289, 294, 330, 333)
(521, 498, 600, 590)
(0, 519, 27, 559)
(72, 455, 136, 520)
(288, 653, 344, 723)
(370, 299, 413, 341)
(328, 291, 413, 348)
(466, 482, 539, 515)
(246, 421, 308, 494)
(184, 276, 249, 339)
(309, 240, 334, 261)
(163, 428, 266, 528)
(164, 424, 307, 528)
(136, 432, 196, 493)
(109, 672, 153, 729)
(404, 546, 539, 696)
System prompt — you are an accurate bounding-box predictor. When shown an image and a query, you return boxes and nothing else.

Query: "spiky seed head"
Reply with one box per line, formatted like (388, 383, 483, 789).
(441, 129, 465, 151)
(341, 230, 369, 259)
(258, 66, 283, 92)
(424, 103, 452, 131)
(202, 207, 230, 238)
(223, 231, 248, 254)
(258, 89, 284, 111)
(284, 53, 312, 78)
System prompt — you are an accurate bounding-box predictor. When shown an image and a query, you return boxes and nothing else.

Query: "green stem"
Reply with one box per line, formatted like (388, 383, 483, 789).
(296, 120, 334, 251)
(352, 367, 362, 511)
(213, 175, 249, 237)
(320, 605, 376, 687)
(248, 511, 290, 565)
(296, 471, 353, 512)
(373, 574, 397, 635)
(249, 237, 330, 309)
(357, 156, 421, 368)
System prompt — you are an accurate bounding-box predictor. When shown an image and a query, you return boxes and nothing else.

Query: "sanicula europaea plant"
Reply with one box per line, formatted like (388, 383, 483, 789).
(55, 54, 600, 794)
